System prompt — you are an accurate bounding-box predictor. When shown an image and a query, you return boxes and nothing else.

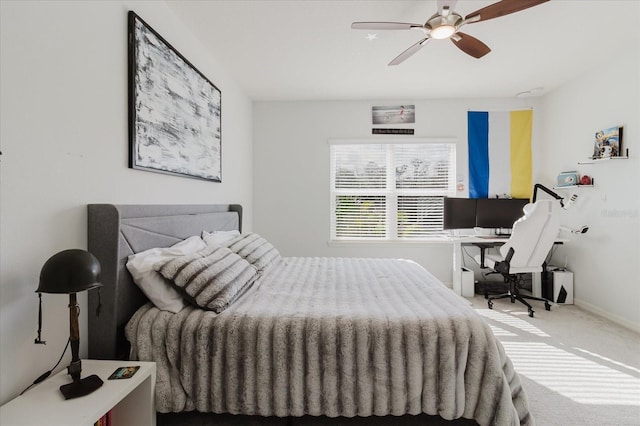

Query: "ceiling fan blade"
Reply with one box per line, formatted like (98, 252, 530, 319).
(351, 22, 422, 30)
(451, 32, 491, 58)
(465, 0, 549, 23)
(437, 0, 458, 16)
(389, 38, 430, 66)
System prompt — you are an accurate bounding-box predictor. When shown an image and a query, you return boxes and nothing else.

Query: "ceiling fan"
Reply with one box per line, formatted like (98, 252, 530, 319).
(351, 0, 549, 65)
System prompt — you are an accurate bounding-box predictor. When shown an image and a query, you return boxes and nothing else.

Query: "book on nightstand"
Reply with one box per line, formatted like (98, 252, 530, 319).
(94, 410, 111, 426)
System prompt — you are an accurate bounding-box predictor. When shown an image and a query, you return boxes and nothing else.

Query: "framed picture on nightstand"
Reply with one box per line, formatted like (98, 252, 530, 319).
(108, 366, 140, 380)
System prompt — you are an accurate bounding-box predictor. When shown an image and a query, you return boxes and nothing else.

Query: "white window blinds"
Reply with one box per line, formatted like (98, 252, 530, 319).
(330, 140, 456, 240)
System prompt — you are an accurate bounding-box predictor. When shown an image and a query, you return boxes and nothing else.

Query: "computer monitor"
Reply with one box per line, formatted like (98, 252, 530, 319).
(443, 197, 477, 229)
(475, 198, 530, 229)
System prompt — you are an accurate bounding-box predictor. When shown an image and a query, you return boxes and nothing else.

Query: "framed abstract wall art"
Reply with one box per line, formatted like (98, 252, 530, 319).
(128, 11, 222, 181)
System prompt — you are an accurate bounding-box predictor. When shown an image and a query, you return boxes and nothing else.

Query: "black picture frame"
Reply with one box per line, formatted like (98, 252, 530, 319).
(128, 11, 222, 182)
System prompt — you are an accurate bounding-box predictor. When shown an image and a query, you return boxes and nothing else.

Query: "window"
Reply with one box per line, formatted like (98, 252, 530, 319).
(330, 140, 456, 240)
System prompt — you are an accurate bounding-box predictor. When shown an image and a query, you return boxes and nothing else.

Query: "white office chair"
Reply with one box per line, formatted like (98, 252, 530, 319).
(474, 200, 560, 317)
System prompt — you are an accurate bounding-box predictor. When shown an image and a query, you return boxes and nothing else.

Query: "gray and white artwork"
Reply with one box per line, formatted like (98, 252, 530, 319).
(130, 13, 221, 181)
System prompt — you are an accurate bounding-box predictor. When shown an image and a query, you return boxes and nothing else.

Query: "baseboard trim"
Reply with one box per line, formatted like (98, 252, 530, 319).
(575, 299, 640, 334)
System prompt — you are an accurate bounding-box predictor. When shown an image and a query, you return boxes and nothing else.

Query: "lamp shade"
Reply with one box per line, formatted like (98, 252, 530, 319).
(36, 249, 102, 294)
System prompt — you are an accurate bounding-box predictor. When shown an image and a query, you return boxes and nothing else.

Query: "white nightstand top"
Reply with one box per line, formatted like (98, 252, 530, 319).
(0, 360, 155, 426)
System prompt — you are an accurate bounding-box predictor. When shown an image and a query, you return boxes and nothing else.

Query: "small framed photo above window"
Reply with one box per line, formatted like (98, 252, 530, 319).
(372, 105, 415, 124)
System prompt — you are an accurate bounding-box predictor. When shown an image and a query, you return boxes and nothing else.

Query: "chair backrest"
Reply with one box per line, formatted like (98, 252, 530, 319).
(499, 200, 560, 268)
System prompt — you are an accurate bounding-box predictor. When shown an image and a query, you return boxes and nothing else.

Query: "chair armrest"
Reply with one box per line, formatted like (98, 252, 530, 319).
(495, 247, 515, 274)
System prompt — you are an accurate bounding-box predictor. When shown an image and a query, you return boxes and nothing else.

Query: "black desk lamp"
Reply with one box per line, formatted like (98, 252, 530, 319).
(36, 249, 104, 399)
(533, 183, 566, 206)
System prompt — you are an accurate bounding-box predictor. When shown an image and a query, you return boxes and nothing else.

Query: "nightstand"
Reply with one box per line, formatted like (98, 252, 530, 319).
(0, 360, 156, 426)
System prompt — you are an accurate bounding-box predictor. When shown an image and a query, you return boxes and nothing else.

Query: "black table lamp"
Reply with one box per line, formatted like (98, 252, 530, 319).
(36, 249, 104, 399)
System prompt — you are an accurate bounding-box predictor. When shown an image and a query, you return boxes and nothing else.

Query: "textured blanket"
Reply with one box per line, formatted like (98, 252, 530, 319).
(125, 257, 533, 425)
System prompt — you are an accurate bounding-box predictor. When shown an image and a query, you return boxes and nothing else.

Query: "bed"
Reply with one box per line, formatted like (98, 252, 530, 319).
(87, 204, 533, 426)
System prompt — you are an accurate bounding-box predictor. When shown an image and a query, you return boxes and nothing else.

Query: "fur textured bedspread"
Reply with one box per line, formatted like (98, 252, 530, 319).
(125, 257, 533, 425)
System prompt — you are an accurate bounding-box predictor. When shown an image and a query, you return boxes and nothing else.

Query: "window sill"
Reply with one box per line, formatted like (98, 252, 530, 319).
(327, 238, 454, 247)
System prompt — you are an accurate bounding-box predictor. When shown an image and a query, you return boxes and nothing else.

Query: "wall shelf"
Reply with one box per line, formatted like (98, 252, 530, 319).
(553, 185, 594, 189)
(578, 156, 629, 165)
(578, 148, 630, 164)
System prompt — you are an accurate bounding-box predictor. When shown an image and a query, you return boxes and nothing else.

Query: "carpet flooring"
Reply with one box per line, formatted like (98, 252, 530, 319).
(468, 294, 640, 426)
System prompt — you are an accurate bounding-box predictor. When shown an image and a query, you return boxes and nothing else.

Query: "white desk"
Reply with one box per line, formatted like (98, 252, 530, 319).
(451, 236, 567, 297)
(0, 360, 156, 426)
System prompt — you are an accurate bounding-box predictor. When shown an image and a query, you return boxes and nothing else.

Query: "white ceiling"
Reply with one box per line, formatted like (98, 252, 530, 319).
(166, 0, 639, 101)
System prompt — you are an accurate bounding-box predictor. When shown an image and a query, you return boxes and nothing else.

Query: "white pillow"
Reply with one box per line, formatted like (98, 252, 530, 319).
(202, 230, 240, 246)
(126, 236, 207, 313)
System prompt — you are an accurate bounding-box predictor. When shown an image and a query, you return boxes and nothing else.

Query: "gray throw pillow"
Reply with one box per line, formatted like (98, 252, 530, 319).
(154, 245, 257, 313)
(221, 233, 282, 272)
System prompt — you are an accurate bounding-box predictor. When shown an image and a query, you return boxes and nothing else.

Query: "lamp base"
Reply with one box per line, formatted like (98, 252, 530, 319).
(60, 374, 103, 400)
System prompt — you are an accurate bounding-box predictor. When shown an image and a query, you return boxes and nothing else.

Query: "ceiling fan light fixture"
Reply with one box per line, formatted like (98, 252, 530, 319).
(430, 24, 456, 39)
(352, 0, 550, 64)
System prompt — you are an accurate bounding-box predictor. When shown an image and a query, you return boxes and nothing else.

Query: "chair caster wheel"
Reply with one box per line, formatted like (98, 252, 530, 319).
(545, 302, 551, 311)
(528, 309, 534, 318)
(488, 300, 494, 310)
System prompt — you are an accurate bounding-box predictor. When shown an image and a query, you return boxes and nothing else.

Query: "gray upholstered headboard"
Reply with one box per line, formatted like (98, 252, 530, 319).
(87, 204, 242, 360)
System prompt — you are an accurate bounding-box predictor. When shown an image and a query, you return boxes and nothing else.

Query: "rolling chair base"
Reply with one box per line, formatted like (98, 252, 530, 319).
(486, 282, 551, 318)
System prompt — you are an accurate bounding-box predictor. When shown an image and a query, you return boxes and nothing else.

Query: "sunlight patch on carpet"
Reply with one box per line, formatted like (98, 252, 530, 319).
(476, 308, 550, 337)
(501, 341, 640, 405)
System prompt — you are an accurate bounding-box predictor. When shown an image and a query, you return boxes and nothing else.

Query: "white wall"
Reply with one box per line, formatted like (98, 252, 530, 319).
(0, 1, 253, 403)
(537, 34, 639, 330)
(253, 98, 540, 283)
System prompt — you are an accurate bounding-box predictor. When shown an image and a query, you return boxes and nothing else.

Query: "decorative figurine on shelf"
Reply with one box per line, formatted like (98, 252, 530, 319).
(579, 175, 592, 186)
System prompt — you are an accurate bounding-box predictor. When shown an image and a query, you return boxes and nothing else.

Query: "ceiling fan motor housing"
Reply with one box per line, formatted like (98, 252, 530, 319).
(426, 12, 462, 38)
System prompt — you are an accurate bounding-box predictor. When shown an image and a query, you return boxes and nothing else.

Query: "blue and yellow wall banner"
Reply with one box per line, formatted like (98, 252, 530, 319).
(468, 110, 532, 199)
